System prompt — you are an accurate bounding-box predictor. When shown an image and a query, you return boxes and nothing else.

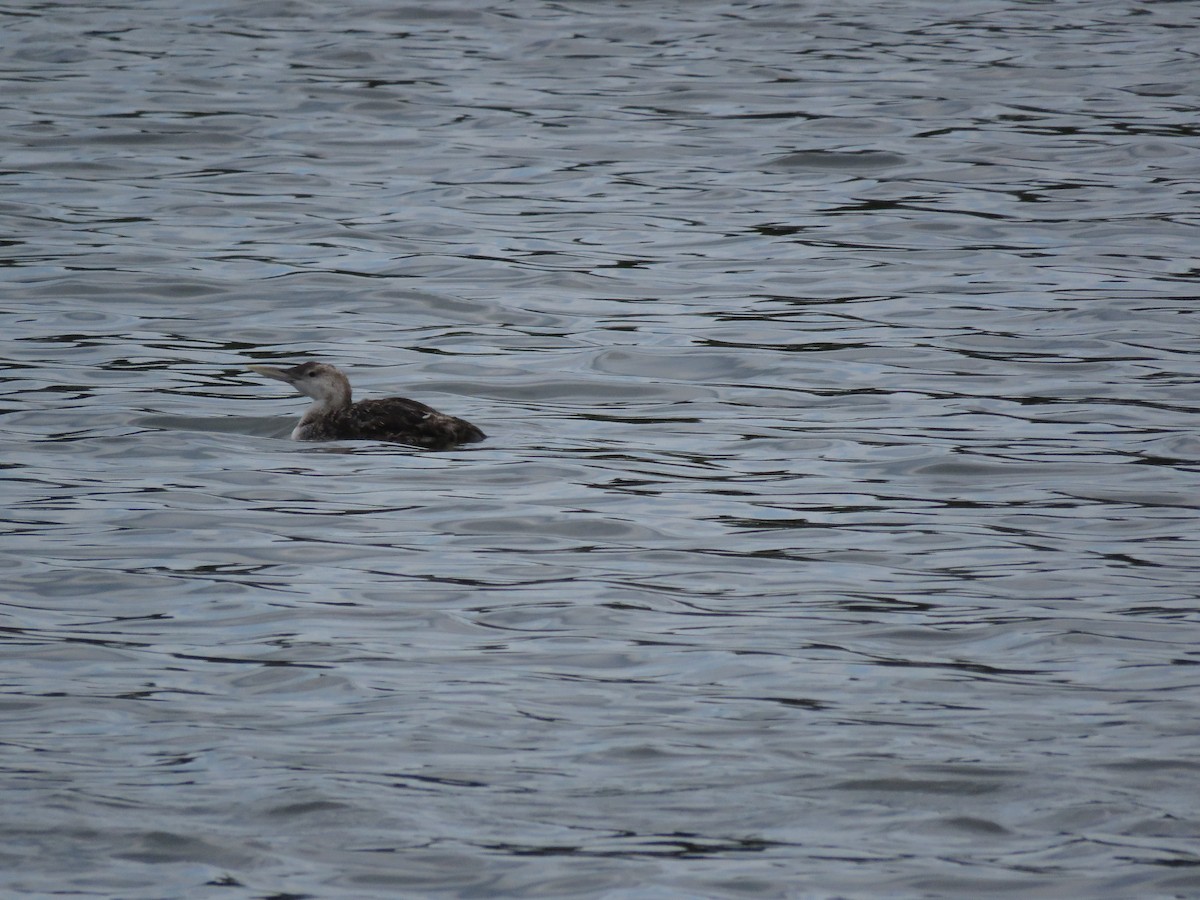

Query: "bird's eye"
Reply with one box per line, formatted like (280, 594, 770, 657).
(307, 372, 316, 378)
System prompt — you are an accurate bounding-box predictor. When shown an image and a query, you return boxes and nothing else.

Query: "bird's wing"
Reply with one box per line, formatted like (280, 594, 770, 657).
(335, 398, 483, 448)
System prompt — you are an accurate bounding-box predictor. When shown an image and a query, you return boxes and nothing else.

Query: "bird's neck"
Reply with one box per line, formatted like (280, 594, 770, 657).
(299, 384, 352, 424)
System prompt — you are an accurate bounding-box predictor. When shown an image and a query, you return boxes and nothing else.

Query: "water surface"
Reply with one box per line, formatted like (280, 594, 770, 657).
(3, 1, 1199, 897)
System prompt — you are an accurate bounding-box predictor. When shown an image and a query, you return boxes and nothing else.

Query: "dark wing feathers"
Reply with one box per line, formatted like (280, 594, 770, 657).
(327, 398, 485, 448)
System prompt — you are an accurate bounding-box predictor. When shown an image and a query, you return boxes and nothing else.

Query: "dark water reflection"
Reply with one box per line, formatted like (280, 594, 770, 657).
(4, 0, 1200, 897)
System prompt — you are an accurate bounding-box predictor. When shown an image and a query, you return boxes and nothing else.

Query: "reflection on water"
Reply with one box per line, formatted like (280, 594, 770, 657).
(3, 0, 1200, 897)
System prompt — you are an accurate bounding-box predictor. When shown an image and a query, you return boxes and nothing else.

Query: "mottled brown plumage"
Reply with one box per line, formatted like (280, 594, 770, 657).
(247, 361, 485, 449)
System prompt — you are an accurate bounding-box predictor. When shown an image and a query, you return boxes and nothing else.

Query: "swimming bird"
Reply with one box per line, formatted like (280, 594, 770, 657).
(247, 361, 485, 449)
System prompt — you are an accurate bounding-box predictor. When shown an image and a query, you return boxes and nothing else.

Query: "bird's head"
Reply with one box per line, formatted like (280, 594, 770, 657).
(248, 361, 352, 409)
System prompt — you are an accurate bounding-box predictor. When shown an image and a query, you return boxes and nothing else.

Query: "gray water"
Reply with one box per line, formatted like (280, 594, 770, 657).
(3, 1, 1199, 897)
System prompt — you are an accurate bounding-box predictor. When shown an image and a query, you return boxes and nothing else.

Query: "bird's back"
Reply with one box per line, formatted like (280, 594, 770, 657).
(315, 397, 486, 448)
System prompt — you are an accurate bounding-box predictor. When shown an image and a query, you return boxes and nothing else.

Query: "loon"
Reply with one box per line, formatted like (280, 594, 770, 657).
(247, 361, 485, 449)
